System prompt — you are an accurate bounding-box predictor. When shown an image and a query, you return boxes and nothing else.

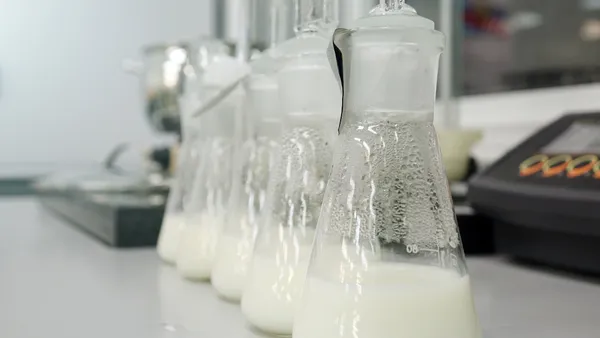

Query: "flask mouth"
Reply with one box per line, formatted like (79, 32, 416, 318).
(293, 0, 339, 35)
(351, 0, 436, 30)
(370, 0, 417, 16)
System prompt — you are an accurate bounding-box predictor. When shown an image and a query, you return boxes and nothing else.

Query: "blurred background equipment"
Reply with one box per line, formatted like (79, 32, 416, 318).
(213, 0, 295, 53)
(462, 0, 600, 94)
(122, 43, 189, 135)
(469, 111, 600, 274)
(35, 0, 274, 248)
(35, 143, 169, 247)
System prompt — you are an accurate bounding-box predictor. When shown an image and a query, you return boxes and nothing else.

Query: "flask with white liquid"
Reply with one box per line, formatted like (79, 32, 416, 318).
(211, 0, 295, 301)
(175, 43, 250, 281)
(240, 0, 341, 334)
(210, 74, 281, 299)
(293, 2, 482, 338)
(157, 38, 229, 264)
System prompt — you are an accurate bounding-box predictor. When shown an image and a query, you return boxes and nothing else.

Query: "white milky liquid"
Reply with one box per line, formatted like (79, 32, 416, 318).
(157, 213, 186, 264)
(241, 241, 313, 335)
(176, 214, 219, 281)
(211, 233, 254, 301)
(294, 263, 482, 338)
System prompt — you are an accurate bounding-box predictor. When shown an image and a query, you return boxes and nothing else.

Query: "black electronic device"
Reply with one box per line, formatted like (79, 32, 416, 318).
(469, 112, 600, 274)
(39, 191, 165, 248)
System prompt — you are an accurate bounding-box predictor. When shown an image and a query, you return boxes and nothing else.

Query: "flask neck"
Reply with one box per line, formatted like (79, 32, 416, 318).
(246, 74, 281, 133)
(269, 0, 294, 48)
(332, 0, 444, 118)
(294, 0, 339, 35)
(278, 53, 341, 123)
(341, 33, 442, 116)
(339, 0, 377, 28)
(377, 0, 408, 12)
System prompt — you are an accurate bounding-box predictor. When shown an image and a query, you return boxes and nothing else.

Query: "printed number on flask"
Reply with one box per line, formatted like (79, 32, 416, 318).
(406, 244, 420, 254)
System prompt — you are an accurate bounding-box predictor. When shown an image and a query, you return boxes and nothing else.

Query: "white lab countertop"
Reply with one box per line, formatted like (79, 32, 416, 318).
(1, 198, 599, 338)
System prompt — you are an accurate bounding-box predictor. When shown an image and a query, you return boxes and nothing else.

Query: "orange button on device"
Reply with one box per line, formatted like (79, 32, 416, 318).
(567, 155, 598, 178)
(542, 155, 572, 177)
(519, 154, 548, 177)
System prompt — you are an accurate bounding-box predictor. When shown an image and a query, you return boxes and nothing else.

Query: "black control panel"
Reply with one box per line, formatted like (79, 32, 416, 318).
(491, 118, 600, 191)
(469, 112, 600, 274)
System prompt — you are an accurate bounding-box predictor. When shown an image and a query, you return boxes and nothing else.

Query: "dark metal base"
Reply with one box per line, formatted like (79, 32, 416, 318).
(453, 181, 496, 255)
(456, 206, 495, 255)
(0, 177, 36, 196)
(39, 191, 165, 248)
(495, 222, 600, 275)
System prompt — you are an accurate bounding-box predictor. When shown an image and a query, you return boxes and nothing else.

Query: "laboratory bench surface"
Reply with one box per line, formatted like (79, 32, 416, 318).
(1, 198, 599, 338)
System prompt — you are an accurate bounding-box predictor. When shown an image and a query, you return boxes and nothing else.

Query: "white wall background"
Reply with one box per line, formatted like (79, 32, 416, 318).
(0, 0, 211, 169)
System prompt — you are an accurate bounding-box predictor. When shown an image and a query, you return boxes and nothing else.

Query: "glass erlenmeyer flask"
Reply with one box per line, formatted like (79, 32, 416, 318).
(211, 0, 293, 302)
(157, 139, 197, 264)
(241, 0, 341, 334)
(157, 38, 227, 264)
(176, 45, 249, 281)
(294, 2, 482, 338)
(211, 74, 281, 300)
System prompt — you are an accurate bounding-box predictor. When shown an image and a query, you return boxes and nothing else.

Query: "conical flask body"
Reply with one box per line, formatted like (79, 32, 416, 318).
(211, 119, 281, 300)
(295, 2, 481, 335)
(241, 116, 338, 335)
(294, 113, 482, 338)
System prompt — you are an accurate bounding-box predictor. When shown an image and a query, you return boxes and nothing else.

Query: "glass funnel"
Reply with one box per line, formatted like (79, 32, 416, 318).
(211, 0, 293, 301)
(241, 0, 341, 334)
(175, 43, 250, 281)
(293, 2, 482, 338)
(157, 38, 230, 264)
